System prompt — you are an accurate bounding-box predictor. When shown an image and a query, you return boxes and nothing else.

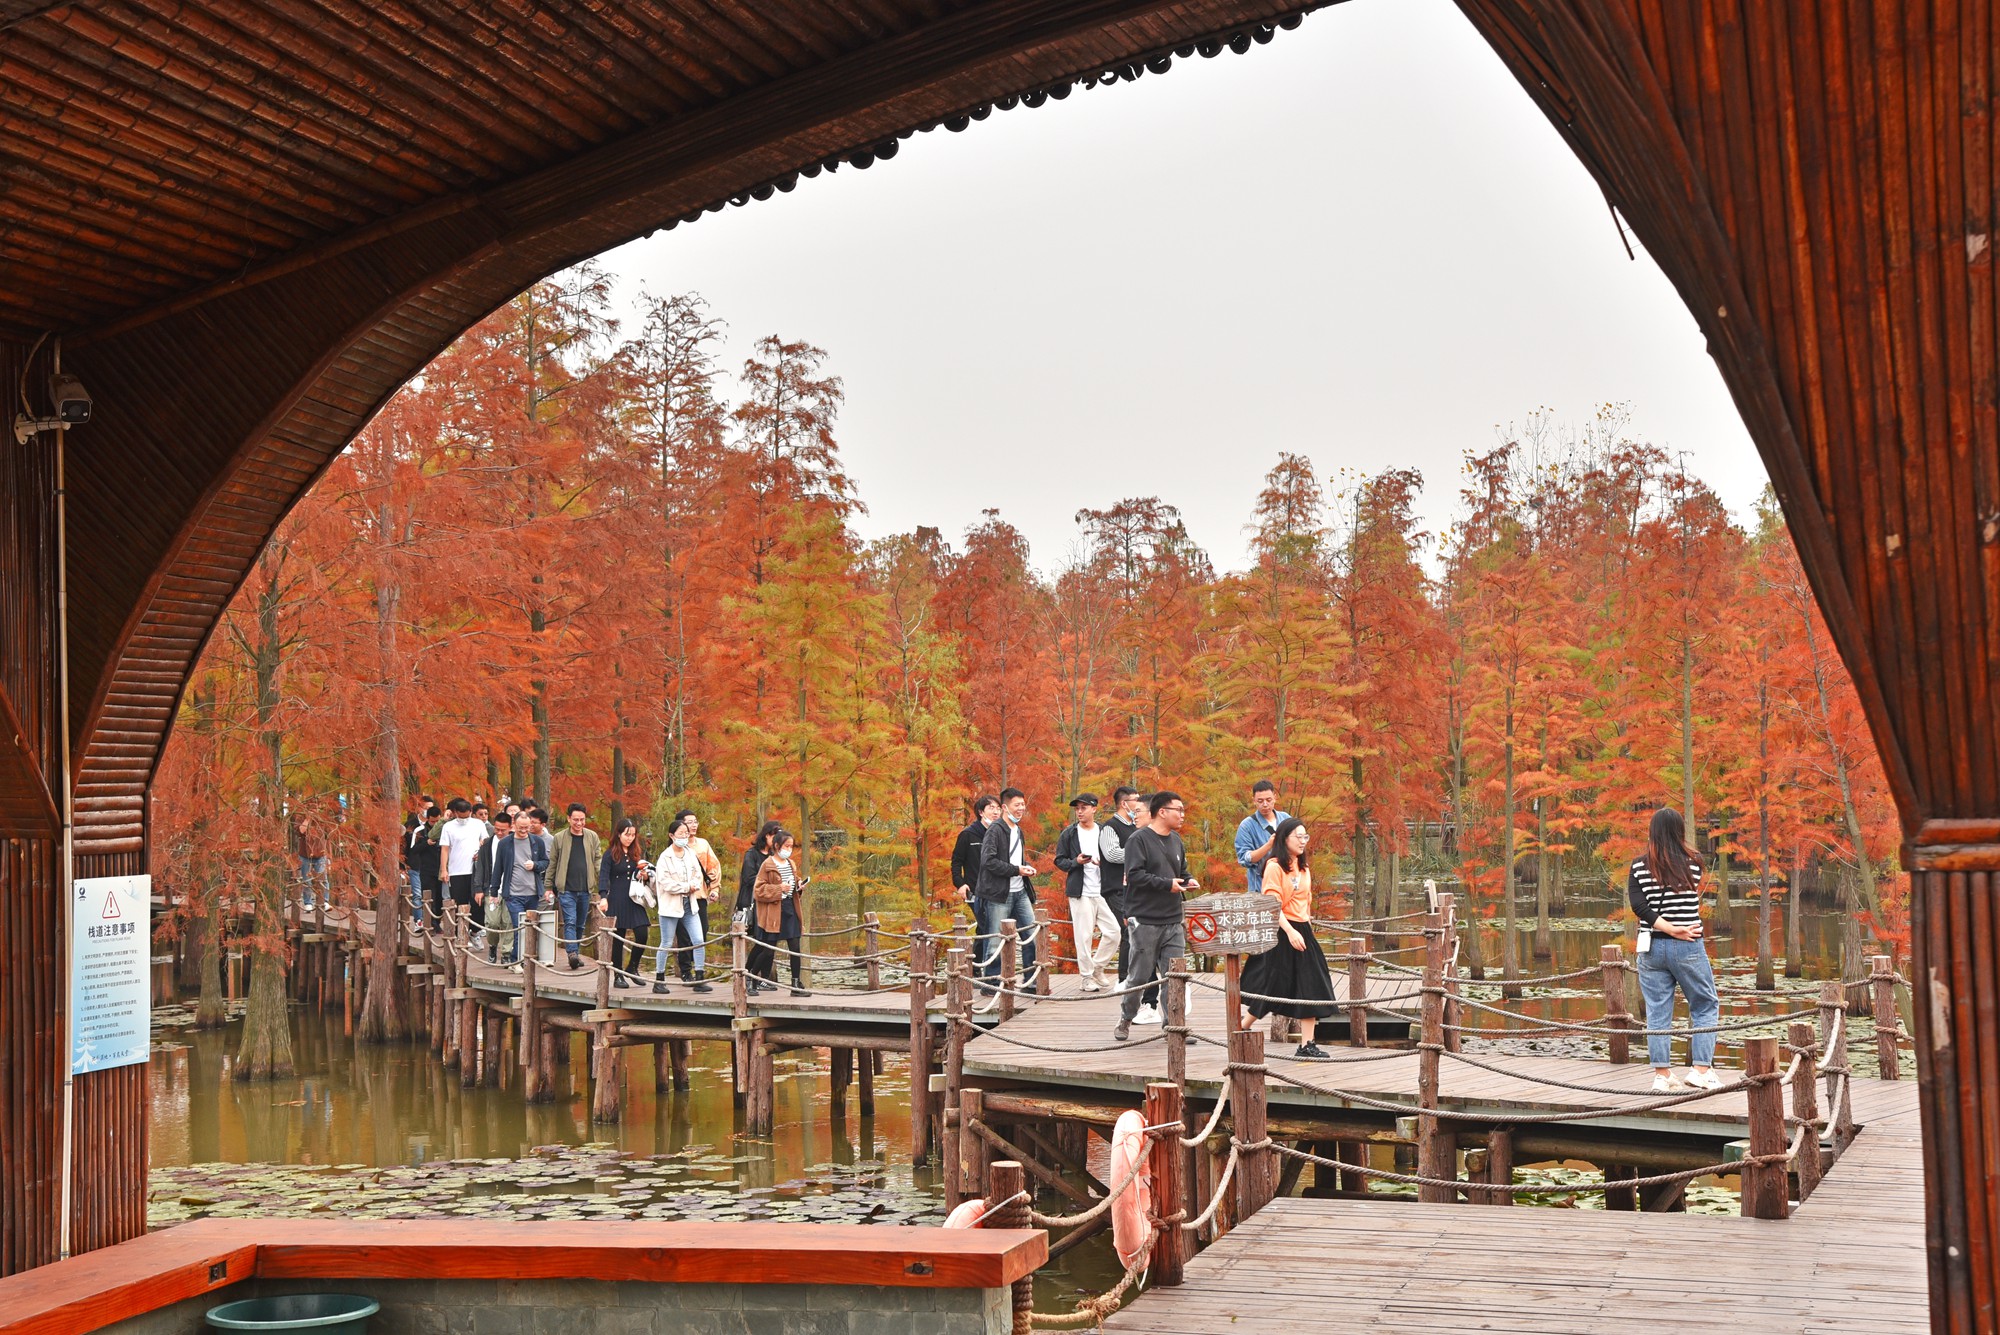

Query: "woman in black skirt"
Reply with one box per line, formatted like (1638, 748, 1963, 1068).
(597, 818, 651, 988)
(1240, 817, 1338, 1060)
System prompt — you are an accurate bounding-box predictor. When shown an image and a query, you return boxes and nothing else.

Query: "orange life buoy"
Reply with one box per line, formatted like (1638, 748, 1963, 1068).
(943, 1198, 986, 1229)
(1108, 1108, 1153, 1268)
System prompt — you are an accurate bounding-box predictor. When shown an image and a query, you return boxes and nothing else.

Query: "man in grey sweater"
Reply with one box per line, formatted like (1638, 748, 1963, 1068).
(1114, 790, 1199, 1042)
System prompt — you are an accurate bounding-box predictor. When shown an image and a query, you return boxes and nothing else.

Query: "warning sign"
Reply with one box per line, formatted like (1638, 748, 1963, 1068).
(70, 874, 150, 1075)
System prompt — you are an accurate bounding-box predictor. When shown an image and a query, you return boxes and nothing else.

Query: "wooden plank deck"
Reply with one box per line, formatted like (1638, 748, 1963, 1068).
(962, 979, 1911, 1138)
(1107, 1088, 1928, 1333)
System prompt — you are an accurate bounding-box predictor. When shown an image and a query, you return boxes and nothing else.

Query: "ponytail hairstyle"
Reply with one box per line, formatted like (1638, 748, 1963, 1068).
(1644, 807, 1697, 892)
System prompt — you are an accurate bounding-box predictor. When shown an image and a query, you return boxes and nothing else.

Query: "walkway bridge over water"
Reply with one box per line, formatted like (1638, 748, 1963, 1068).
(173, 884, 1932, 1332)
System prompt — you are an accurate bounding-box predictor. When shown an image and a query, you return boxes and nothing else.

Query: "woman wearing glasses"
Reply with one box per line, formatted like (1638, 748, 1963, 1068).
(1239, 817, 1337, 1060)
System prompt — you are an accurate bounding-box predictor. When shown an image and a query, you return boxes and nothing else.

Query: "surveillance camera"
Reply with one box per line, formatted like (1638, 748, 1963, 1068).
(48, 373, 90, 426)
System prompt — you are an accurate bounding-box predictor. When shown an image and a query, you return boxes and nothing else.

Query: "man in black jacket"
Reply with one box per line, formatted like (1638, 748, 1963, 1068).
(976, 788, 1040, 999)
(1115, 790, 1198, 1042)
(949, 796, 999, 904)
(1052, 794, 1120, 991)
(1096, 786, 1144, 997)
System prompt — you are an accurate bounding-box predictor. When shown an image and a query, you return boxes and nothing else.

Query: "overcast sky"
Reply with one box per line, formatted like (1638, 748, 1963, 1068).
(597, 0, 1769, 573)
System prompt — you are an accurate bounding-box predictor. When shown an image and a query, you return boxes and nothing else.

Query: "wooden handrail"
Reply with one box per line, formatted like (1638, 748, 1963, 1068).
(0, 1219, 1048, 1335)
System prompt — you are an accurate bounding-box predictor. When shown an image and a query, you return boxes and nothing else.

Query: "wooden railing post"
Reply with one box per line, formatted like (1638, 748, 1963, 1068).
(1870, 954, 1900, 1079)
(1818, 979, 1856, 1150)
(1788, 1021, 1822, 1202)
(1223, 952, 1243, 1037)
(1439, 894, 1463, 1054)
(864, 912, 881, 991)
(1600, 944, 1630, 1065)
(730, 921, 749, 1104)
(960, 1087, 989, 1202)
(943, 946, 969, 1211)
(1346, 935, 1369, 1047)
(988, 1160, 1033, 1335)
(1145, 1081, 1187, 1285)
(1416, 906, 1455, 1202)
(1741, 1035, 1790, 1219)
(1165, 957, 1189, 1090)
(909, 930, 935, 1164)
(518, 910, 544, 1102)
(999, 919, 1019, 1021)
(1033, 906, 1052, 996)
(591, 927, 621, 1124)
(1229, 1028, 1272, 1221)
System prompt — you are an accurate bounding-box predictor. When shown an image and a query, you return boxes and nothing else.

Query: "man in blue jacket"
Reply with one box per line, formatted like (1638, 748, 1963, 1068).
(1234, 779, 1290, 891)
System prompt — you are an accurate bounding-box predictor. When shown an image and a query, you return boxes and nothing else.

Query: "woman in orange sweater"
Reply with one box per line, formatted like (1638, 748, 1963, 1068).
(1239, 817, 1338, 1060)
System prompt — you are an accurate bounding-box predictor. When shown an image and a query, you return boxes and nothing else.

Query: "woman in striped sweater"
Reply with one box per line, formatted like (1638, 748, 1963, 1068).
(1628, 807, 1722, 1094)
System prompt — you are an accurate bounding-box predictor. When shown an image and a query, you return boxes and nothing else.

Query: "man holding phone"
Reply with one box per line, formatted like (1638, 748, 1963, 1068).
(1114, 791, 1199, 1043)
(1054, 794, 1121, 991)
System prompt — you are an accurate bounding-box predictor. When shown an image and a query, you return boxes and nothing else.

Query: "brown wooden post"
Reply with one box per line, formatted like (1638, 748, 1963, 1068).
(960, 1087, 990, 1201)
(1416, 906, 1455, 1202)
(908, 930, 935, 1164)
(1336, 1140, 1365, 1194)
(1034, 906, 1052, 996)
(1604, 1164, 1637, 1211)
(1817, 979, 1856, 1150)
(482, 1009, 504, 1087)
(591, 933, 621, 1124)
(1601, 944, 1630, 1065)
(999, 919, 1019, 1021)
(749, 1029, 774, 1135)
(943, 946, 969, 1205)
(1436, 893, 1462, 1054)
(857, 1037, 876, 1115)
(730, 921, 749, 1105)
(864, 912, 881, 991)
(1346, 935, 1369, 1047)
(1870, 954, 1900, 1079)
(1788, 1021, 1823, 1202)
(1741, 1035, 1789, 1219)
(519, 910, 543, 1101)
(1224, 952, 1244, 1037)
(1486, 1128, 1513, 1206)
(831, 1045, 852, 1113)
(1145, 1081, 1187, 1285)
(1229, 1028, 1271, 1221)
(457, 921, 478, 1086)
(987, 1160, 1032, 1335)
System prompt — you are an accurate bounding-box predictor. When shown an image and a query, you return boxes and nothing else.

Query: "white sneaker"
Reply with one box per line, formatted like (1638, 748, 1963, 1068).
(1135, 1004, 1162, 1026)
(1082, 978, 1101, 993)
(1650, 1074, 1685, 1094)
(1683, 1068, 1724, 1090)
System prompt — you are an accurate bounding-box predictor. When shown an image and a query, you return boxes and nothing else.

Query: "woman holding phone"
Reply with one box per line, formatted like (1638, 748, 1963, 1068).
(1628, 807, 1721, 1093)
(751, 830, 811, 996)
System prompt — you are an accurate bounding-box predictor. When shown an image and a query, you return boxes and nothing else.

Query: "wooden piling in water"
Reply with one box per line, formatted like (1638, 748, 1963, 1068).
(591, 929, 621, 1124)
(960, 1087, 989, 1201)
(730, 922, 749, 1105)
(943, 947, 968, 1208)
(908, 930, 934, 1164)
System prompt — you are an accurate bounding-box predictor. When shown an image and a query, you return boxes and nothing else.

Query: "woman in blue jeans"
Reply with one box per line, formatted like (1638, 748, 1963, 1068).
(1627, 807, 1721, 1094)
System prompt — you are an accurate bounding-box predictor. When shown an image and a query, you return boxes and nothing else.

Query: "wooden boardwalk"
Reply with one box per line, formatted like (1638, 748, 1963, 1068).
(1106, 1084, 1928, 1333)
(960, 974, 1908, 1140)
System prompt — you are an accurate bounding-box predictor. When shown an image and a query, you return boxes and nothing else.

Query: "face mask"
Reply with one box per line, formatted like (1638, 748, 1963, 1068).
(673, 835, 689, 848)
(776, 850, 791, 862)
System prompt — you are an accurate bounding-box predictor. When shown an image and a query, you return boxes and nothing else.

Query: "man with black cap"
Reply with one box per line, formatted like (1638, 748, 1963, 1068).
(1053, 793, 1120, 991)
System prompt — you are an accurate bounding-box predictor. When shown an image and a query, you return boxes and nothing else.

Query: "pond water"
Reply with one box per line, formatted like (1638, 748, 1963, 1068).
(147, 878, 1892, 1311)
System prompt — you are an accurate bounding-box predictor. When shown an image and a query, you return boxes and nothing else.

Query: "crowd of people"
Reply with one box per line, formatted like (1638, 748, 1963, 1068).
(384, 795, 815, 997)
(348, 779, 1721, 1083)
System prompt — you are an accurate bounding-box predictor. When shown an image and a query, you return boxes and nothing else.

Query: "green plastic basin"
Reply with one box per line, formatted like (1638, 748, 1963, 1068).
(206, 1294, 380, 1335)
